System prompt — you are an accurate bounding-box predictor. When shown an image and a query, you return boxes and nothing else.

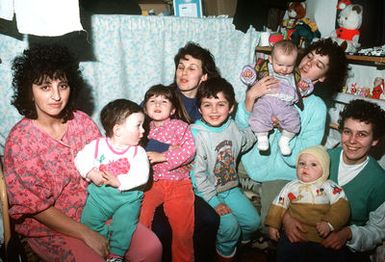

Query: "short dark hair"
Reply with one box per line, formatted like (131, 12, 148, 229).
(338, 99, 385, 140)
(143, 84, 191, 124)
(196, 77, 236, 108)
(11, 44, 84, 121)
(301, 38, 348, 97)
(100, 99, 143, 137)
(174, 42, 220, 79)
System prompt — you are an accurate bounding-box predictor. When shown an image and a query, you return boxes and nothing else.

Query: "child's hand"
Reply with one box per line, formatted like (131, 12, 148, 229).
(102, 171, 121, 188)
(268, 227, 280, 241)
(215, 203, 232, 216)
(316, 221, 331, 238)
(169, 145, 180, 151)
(147, 151, 166, 164)
(298, 80, 310, 90)
(86, 168, 106, 186)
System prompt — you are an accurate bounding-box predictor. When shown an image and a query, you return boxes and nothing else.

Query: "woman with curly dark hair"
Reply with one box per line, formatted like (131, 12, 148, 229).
(4, 44, 162, 261)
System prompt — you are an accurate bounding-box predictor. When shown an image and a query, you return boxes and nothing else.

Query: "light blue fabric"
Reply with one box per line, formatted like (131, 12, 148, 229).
(235, 94, 327, 182)
(215, 187, 260, 257)
(0, 15, 259, 154)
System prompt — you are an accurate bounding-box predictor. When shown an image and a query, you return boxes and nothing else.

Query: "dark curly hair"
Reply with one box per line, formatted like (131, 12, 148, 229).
(196, 77, 236, 109)
(143, 84, 192, 124)
(338, 99, 385, 141)
(11, 44, 84, 121)
(299, 38, 349, 100)
(173, 42, 220, 80)
(100, 99, 143, 138)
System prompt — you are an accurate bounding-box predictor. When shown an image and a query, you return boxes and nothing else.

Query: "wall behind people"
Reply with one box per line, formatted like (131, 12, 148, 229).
(0, 15, 259, 154)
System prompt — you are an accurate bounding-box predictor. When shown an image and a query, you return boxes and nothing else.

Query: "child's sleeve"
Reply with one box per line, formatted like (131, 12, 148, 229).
(74, 139, 97, 178)
(163, 122, 195, 170)
(117, 146, 149, 191)
(322, 180, 350, 231)
(265, 182, 293, 229)
(190, 131, 223, 207)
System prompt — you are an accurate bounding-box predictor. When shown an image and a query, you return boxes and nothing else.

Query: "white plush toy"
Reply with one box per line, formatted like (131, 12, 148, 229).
(331, 4, 363, 53)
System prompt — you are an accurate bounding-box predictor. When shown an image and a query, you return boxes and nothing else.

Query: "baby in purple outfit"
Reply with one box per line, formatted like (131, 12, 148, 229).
(241, 40, 313, 155)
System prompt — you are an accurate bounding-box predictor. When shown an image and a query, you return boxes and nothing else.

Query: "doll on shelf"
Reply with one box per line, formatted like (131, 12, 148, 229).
(372, 77, 384, 100)
(349, 82, 358, 95)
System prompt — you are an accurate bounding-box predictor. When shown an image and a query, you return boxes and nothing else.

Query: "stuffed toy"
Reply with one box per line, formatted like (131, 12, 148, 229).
(331, 4, 363, 53)
(372, 77, 384, 100)
(337, 0, 351, 11)
(280, 2, 321, 48)
(280, 2, 306, 39)
(349, 82, 358, 95)
(290, 17, 321, 48)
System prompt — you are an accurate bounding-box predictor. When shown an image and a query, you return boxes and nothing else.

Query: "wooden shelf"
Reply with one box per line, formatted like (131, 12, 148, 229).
(255, 46, 385, 66)
(334, 93, 385, 108)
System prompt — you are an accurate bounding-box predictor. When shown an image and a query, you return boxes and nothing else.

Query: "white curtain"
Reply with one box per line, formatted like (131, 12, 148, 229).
(0, 15, 260, 152)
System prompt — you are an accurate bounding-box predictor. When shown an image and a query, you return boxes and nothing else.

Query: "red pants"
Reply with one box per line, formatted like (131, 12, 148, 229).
(28, 223, 162, 262)
(140, 179, 195, 262)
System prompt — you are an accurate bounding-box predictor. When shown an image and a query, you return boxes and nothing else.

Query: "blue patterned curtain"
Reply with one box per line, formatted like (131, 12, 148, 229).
(0, 15, 260, 152)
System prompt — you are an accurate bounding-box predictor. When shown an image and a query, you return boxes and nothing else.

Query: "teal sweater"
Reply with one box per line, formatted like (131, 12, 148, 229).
(235, 94, 327, 182)
(328, 147, 385, 226)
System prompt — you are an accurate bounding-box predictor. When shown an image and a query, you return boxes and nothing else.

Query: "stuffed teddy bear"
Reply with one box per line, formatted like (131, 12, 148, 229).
(280, 2, 306, 39)
(280, 2, 321, 48)
(331, 4, 363, 53)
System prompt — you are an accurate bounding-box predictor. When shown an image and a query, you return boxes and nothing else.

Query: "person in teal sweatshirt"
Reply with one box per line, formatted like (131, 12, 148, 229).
(190, 77, 260, 261)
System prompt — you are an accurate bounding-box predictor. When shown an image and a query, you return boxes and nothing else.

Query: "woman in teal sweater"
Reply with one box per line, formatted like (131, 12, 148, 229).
(235, 38, 348, 228)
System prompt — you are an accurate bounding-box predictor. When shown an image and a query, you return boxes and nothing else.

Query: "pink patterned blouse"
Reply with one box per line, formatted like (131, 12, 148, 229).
(4, 111, 101, 237)
(148, 119, 195, 181)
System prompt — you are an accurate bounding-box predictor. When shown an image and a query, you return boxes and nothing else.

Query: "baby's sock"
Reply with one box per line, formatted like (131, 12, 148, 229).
(256, 133, 269, 151)
(279, 130, 295, 156)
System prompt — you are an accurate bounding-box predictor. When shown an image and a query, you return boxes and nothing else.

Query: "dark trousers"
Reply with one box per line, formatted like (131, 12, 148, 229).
(276, 233, 346, 262)
(152, 195, 220, 262)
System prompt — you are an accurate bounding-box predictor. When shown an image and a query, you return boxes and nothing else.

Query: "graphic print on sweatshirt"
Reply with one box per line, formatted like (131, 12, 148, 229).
(213, 140, 237, 192)
(97, 155, 131, 176)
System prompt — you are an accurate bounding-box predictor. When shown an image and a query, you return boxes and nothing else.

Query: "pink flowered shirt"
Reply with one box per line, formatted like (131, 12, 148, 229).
(4, 111, 101, 237)
(148, 119, 195, 181)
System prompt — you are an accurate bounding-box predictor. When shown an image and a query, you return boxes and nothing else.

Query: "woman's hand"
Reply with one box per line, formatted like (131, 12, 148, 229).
(147, 151, 166, 164)
(81, 227, 109, 258)
(282, 212, 306, 243)
(215, 203, 232, 216)
(245, 76, 279, 112)
(321, 227, 351, 250)
(272, 116, 281, 130)
(34, 206, 109, 258)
